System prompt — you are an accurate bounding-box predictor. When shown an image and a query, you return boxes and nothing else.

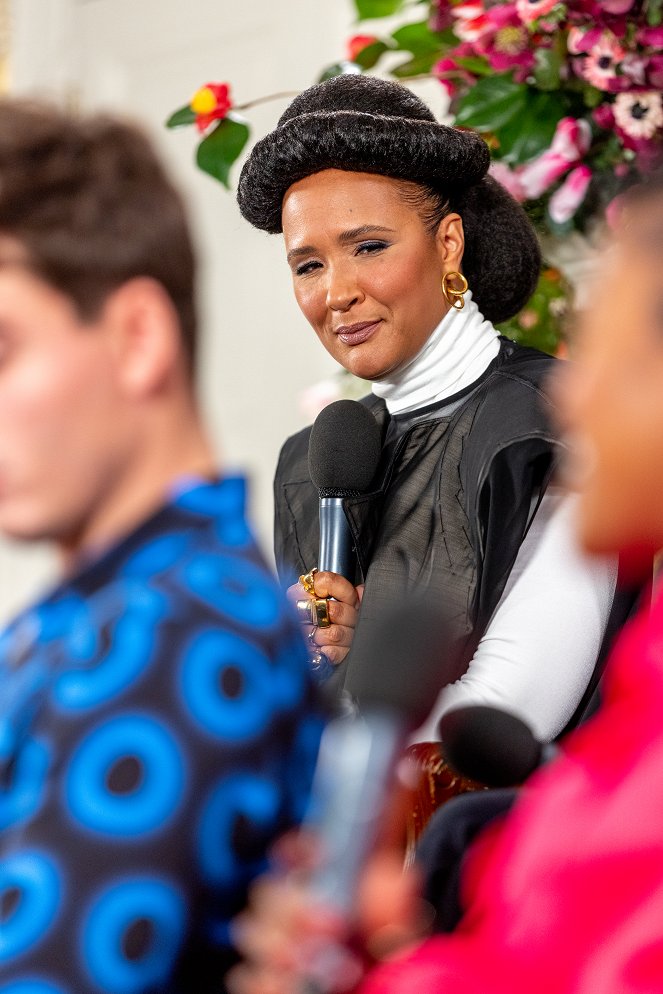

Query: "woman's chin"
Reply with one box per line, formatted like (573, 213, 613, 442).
(337, 351, 399, 383)
(339, 358, 384, 382)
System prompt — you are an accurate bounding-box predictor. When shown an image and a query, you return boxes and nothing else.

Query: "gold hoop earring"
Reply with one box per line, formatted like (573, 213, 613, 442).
(442, 271, 468, 310)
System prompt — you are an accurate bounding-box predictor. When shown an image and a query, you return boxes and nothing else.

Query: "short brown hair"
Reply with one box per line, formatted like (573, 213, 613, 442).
(0, 99, 197, 365)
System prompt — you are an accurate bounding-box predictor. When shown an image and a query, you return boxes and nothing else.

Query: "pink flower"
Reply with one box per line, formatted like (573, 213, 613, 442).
(622, 54, 648, 87)
(548, 165, 592, 224)
(300, 378, 342, 422)
(592, 103, 615, 130)
(489, 161, 527, 200)
(518, 117, 591, 199)
(433, 42, 478, 96)
(430, 0, 454, 31)
(581, 32, 628, 92)
(647, 54, 663, 89)
(473, 3, 535, 77)
(551, 116, 592, 159)
(596, 0, 635, 12)
(516, 0, 558, 24)
(605, 193, 626, 229)
(567, 26, 603, 55)
(638, 26, 663, 47)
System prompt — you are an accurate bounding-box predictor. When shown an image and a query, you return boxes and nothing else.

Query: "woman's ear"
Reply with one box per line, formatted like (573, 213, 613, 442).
(435, 212, 465, 272)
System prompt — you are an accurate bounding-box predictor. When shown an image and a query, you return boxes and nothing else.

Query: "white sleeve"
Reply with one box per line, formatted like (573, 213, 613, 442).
(409, 491, 618, 744)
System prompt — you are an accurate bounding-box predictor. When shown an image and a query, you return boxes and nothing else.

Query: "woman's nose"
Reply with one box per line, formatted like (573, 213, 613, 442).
(326, 264, 363, 312)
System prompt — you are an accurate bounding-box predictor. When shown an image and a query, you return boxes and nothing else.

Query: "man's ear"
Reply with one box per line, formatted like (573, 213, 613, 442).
(101, 278, 183, 397)
(435, 213, 465, 272)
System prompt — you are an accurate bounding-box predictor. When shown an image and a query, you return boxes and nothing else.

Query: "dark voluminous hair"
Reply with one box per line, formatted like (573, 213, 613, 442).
(0, 99, 198, 366)
(237, 74, 541, 323)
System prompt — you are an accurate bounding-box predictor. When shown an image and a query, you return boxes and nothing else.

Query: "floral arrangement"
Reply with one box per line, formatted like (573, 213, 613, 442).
(167, 0, 663, 355)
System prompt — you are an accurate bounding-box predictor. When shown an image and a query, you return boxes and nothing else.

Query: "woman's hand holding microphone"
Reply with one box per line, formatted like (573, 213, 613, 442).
(289, 569, 364, 668)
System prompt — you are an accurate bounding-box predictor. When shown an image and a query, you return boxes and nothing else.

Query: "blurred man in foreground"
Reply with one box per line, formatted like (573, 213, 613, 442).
(0, 100, 321, 993)
(233, 177, 663, 994)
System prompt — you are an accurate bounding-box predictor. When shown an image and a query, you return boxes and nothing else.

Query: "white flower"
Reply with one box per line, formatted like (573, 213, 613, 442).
(614, 91, 663, 139)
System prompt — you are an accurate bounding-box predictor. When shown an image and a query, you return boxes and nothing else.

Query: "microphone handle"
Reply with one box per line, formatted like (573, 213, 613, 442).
(319, 497, 355, 579)
(297, 710, 403, 994)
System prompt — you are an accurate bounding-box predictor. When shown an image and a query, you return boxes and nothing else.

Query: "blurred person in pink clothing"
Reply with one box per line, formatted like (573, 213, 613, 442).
(358, 173, 663, 994)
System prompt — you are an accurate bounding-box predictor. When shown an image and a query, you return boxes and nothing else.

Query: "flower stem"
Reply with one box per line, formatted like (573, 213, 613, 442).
(234, 90, 300, 110)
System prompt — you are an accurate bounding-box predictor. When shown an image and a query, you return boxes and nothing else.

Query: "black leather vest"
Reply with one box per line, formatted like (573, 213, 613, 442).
(274, 340, 559, 700)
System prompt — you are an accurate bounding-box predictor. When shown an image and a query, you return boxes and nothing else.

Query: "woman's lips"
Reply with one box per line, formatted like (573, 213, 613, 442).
(334, 319, 382, 346)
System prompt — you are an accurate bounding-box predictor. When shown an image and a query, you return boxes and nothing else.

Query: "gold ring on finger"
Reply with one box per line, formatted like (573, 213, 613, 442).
(313, 597, 331, 629)
(299, 568, 318, 598)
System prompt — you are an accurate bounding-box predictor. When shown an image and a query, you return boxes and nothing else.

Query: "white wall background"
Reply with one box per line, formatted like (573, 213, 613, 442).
(0, 0, 447, 622)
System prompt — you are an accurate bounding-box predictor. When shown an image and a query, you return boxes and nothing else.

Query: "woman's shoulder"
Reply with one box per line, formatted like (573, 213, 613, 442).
(472, 339, 559, 434)
(462, 340, 560, 491)
(493, 337, 559, 394)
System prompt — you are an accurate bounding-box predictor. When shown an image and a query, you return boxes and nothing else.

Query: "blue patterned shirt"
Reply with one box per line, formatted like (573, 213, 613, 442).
(0, 477, 322, 994)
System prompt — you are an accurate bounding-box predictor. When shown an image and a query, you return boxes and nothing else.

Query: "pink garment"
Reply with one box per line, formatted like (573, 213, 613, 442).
(362, 587, 663, 994)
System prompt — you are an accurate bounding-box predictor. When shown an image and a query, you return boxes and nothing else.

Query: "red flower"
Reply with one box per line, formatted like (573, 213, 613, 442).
(347, 34, 378, 62)
(190, 82, 232, 133)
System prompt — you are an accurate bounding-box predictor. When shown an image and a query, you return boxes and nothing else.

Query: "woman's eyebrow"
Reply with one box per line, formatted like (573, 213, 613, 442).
(286, 224, 396, 264)
(286, 244, 316, 264)
(339, 224, 396, 242)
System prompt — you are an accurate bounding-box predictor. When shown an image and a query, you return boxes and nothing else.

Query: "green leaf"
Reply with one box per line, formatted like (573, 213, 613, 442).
(354, 0, 405, 17)
(647, 0, 663, 27)
(391, 20, 443, 56)
(196, 114, 249, 189)
(455, 78, 568, 165)
(494, 91, 569, 165)
(318, 61, 361, 82)
(454, 77, 528, 131)
(496, 268, 567, 355)
(582, 85, 603, 108)
(354, 40, 389, 69)
(533, 47, 563, 91)
(165, 104, 196, 128)
(453, 55, 493, 76)
(392, 51, 443, 76)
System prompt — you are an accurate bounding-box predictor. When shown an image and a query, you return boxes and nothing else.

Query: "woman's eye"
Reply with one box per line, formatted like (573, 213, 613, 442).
(356, 240, 389, 255)
(295, 260, 322, 277)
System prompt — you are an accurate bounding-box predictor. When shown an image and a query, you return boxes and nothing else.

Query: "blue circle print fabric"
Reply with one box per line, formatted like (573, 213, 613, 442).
(0, 477, 322, 994)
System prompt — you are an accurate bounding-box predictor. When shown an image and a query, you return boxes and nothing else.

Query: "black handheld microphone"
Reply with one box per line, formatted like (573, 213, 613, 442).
(439, 704, 557, 788)
(308, 400, 382, 580)
(298, 598, 457, 994)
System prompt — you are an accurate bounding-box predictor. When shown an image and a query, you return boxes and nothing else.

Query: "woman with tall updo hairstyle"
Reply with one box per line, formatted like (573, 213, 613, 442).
(237, 74, 617, 756)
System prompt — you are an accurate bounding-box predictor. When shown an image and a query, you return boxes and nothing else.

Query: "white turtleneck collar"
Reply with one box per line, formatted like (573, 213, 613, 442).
(371, 292, 500, 416)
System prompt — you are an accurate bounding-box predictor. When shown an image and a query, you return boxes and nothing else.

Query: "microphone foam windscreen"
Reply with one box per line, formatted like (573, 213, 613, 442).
(439, 705, 542, 787)
(350, 597, 460, 730)
(308, 400, 382, 496)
